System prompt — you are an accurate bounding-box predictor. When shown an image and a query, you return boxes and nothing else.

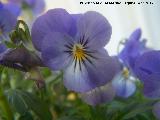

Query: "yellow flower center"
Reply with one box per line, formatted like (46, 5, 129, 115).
(73, 44, 85, 60)
(122, 68, 129, 78)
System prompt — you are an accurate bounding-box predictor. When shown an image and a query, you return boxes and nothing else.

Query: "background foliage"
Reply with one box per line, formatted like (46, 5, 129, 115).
(0, 66, 158, 120)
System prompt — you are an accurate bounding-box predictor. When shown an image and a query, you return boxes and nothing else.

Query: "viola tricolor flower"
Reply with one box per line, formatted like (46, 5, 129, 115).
(32, 9, 120, 93)
(0, 3, 17, 53)
(134, 50, 160, 98)
(113, 29, 148, 98)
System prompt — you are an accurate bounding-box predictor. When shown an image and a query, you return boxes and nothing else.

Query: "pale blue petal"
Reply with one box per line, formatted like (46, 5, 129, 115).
(112, 73, 136, 98)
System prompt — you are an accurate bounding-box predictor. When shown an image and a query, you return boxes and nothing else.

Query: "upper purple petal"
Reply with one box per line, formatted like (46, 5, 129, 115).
(31, 8, 76, 51)
(3, 2, 21, 17)
(41, 32, 74, 70)
(70, 14, 82, 37)
(0, 8, 17, 33)
(119, 28, 148, 73)
(134, 50, 160, 98)
(25, 0, 45, 15)
(76, 11, 112, 49)
(129, 28, 142, 42)
(0, 5, 17, 53)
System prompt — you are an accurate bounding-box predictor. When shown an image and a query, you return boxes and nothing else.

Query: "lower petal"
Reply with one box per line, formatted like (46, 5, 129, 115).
(80, 83, 115, 106)
(85, 49, 122, 88)
(64, 60, 92, 92)
(112, 73, 136, 98)
(64, 49, 121, 92)
(153, 102, 160, 120)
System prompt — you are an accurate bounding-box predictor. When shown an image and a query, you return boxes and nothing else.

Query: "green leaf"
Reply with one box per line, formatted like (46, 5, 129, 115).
(19, 112, 34, 120)
(4, 41, 18, 48)
(121, 101, 156, 119)
(6, 90, 29, 115)
(58, 116, 85, 120)
(19, 90, 52, 120)
(6, 89, 52, 120)
(107, 100, 127, 110)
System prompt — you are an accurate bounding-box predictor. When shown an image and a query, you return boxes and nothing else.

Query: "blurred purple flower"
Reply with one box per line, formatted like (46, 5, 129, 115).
(119, 28, 147, 74)
(2, 2, 21, 17)
(31, 9, 120, 93)
(9, 0, 45, 15)
(0, 1, 21, 17)
(114, 28, 148, 98)
(24, 0, 45, 15)
(0, 3, 17, 53)
(134, 50, 160, 98)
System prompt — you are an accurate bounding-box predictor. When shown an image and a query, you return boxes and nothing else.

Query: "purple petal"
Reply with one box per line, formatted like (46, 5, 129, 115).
(0, 8, 17, 33)
(41, 32, 73, 71)
(71, 14, 82, 23)
(0, 2, 3, 9)
(25, 0, 45, 15)
(64, 49, 121, 92)
(76, 11, 112, 49)
(0, 6, 16, 53)
(153, 102, 160, 120)
(64, 60, 91, 92)
(4, 2, 21, 17)
(112, 73, 136, 98)
(143, 74, 160, 98)
(135, 50, 160, 80)
(129, 28, 142, 42)
(135, 50, 160, 98)
(8, 0, 21, 4)
(70, 14, 82, 37)
(0, 43, 7, 54)
(31, 8, 76, 51)
(80, 83, 115, 106)
(119, 28, 147, 72)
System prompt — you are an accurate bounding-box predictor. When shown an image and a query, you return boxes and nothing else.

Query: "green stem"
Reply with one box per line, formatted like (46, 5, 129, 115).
(0, 86, 14, 120)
